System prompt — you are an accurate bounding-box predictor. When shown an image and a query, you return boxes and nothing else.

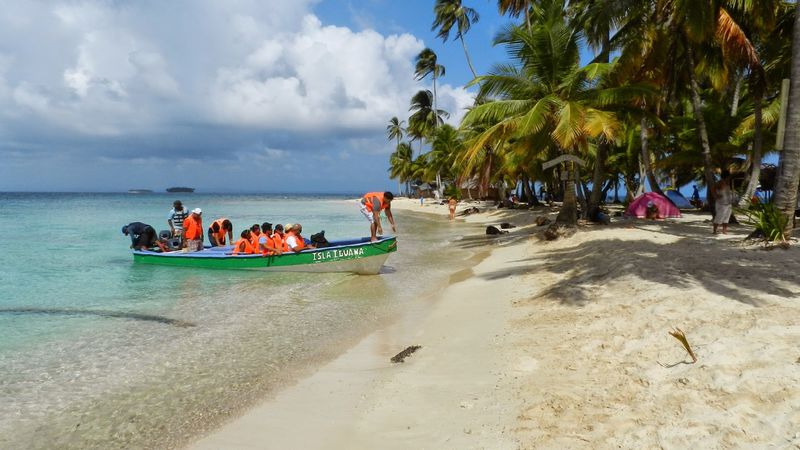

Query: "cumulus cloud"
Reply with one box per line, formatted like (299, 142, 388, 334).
(0, 0, 474, 191)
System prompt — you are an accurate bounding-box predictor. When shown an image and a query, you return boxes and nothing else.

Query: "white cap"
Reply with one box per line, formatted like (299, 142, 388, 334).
(192, 208, 202, 214)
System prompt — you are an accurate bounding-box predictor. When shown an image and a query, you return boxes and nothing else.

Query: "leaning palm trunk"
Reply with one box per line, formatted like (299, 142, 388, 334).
(641, 118, 664, 196)
(774, 2, 800, 232)
(686, 43, 717, 193)
(739, 86, 764, 207)
(459, 35, 477, 79)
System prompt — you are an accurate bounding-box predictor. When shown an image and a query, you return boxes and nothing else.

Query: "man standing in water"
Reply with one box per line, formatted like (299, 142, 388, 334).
(360, 191, 396, 242)
(182, 208, 204, 251)
(167, 200, 188, 240)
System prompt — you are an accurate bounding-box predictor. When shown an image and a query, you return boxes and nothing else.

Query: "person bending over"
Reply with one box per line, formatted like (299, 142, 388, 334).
(208, 218, 233, 247)
(122, 222, 162, 251)
(359, 191, 396, 242)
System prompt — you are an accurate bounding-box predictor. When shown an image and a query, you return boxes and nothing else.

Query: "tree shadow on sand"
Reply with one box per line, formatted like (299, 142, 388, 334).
(472, 219, 800, 307)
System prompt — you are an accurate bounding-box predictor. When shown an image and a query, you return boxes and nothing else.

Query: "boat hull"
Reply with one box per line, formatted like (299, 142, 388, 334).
(132, 237, 397, 275)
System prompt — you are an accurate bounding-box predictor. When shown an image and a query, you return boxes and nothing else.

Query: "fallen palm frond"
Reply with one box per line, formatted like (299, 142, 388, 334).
(390, 345, 422, 363)
(668, 328, 697, 363)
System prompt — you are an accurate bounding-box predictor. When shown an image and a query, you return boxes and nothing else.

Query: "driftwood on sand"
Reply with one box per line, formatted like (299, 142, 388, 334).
(391, 345, 422, 363)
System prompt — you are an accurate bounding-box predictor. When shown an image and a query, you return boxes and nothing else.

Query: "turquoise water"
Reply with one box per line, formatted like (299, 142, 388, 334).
(0, 193, 480, 448)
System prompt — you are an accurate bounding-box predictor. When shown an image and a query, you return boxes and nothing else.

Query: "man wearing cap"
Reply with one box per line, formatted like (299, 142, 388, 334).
(183, 208, 204, 252)
(122, 222, 158, 251)
(167, 200, 188, 240)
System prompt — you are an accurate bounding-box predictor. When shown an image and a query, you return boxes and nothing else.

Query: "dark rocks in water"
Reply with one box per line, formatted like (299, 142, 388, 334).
(543, 223, 575, 241)
(535, 216, 552, 227)
(486, 225, 509, 235)
(500, 222, 516, 229)
(391, 345, 422, 363)
(460, 207, 480, 216)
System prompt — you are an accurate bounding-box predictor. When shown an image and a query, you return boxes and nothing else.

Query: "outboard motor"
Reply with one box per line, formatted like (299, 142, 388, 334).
(159, 230, 182, 250)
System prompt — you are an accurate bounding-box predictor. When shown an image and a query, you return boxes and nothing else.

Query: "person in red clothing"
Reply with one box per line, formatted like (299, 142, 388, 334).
(182, 208, 204, 252)
(359, 191, 396, 242)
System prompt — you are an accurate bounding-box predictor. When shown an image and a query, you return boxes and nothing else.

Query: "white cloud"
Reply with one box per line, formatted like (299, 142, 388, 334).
(0, 0, 475, 192)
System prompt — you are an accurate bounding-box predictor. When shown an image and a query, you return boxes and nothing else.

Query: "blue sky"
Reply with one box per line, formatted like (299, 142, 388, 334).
(0, 0, 522, 193)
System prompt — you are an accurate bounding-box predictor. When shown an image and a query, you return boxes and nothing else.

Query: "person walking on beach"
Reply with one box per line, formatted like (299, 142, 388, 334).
(167, 200, 188, 240)
(711, 175, 734, 234)
(360, 191, 396, 242)
(182, 208, 204, 251)
(208, 218, 233, 247)
(448, 197, 458, 220)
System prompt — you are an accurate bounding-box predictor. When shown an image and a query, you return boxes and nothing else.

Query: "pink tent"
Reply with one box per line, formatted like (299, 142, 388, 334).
(625, 192, 682, 218)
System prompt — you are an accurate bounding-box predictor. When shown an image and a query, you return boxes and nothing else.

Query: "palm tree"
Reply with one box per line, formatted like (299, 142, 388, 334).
(461, 10, 652, 225)
(408, 90, 449, 156)
(497, 0, 531, 29)
(414, 48, 446, 132)
(773, 2, 800, 231)
(386, 117, 406, 194)
(432, 0, 479, 78)
(389, 142, 414, 196)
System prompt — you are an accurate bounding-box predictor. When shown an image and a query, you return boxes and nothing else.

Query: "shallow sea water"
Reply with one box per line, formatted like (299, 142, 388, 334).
(0, 193, 480, 448)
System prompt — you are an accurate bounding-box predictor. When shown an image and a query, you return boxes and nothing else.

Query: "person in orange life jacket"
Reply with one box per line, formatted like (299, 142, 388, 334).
(232, 230, 255, 254)
(248, 224, 263, 249)
(182, 208, 204, 252)
(208, 218, 233, 247)
(271, 224, 287, 252)
(256, 222, 282, 255)
(284, 223, 315, 253)
(359, 191, 396, 242)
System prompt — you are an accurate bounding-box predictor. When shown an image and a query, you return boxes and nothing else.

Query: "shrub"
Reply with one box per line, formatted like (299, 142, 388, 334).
(738, 202, 789, 243)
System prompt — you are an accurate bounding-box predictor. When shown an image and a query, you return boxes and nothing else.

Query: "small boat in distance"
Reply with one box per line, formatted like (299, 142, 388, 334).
(128, 189, 153, 194)
(166, 187, 195, 193)
(132, 236, 397, 275)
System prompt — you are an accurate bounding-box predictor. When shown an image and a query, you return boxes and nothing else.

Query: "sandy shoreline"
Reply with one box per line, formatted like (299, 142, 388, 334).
(192, 198, 800, 449)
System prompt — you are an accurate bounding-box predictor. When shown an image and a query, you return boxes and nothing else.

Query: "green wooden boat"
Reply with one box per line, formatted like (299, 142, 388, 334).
(133, 236, 397, 275)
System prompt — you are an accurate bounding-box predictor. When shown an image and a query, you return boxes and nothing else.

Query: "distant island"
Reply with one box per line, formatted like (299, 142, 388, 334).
(166, 187, 195, 193)
(128, 189, 153, 194)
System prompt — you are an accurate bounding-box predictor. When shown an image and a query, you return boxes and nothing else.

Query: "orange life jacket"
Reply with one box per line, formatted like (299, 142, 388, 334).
(210, 218, 230, 245)
(232, 237, 255, 255)
(249, 230, 261, 249)
(362, 192, 388, 212)
(271, 232, 287, 252)
(183, 215, 203, 240)
(287, 231, 305, 251)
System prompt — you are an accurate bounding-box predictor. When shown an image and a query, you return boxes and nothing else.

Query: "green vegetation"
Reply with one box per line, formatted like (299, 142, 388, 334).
(387, 0, 800, 233)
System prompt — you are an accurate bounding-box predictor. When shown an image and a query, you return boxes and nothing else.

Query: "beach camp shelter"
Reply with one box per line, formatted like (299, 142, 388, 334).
(625, 192, 682, 218)
(665, 189, 692, 209)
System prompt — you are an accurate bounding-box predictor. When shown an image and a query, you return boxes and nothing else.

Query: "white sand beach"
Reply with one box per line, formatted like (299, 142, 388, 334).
(192, 198, 800, 449)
